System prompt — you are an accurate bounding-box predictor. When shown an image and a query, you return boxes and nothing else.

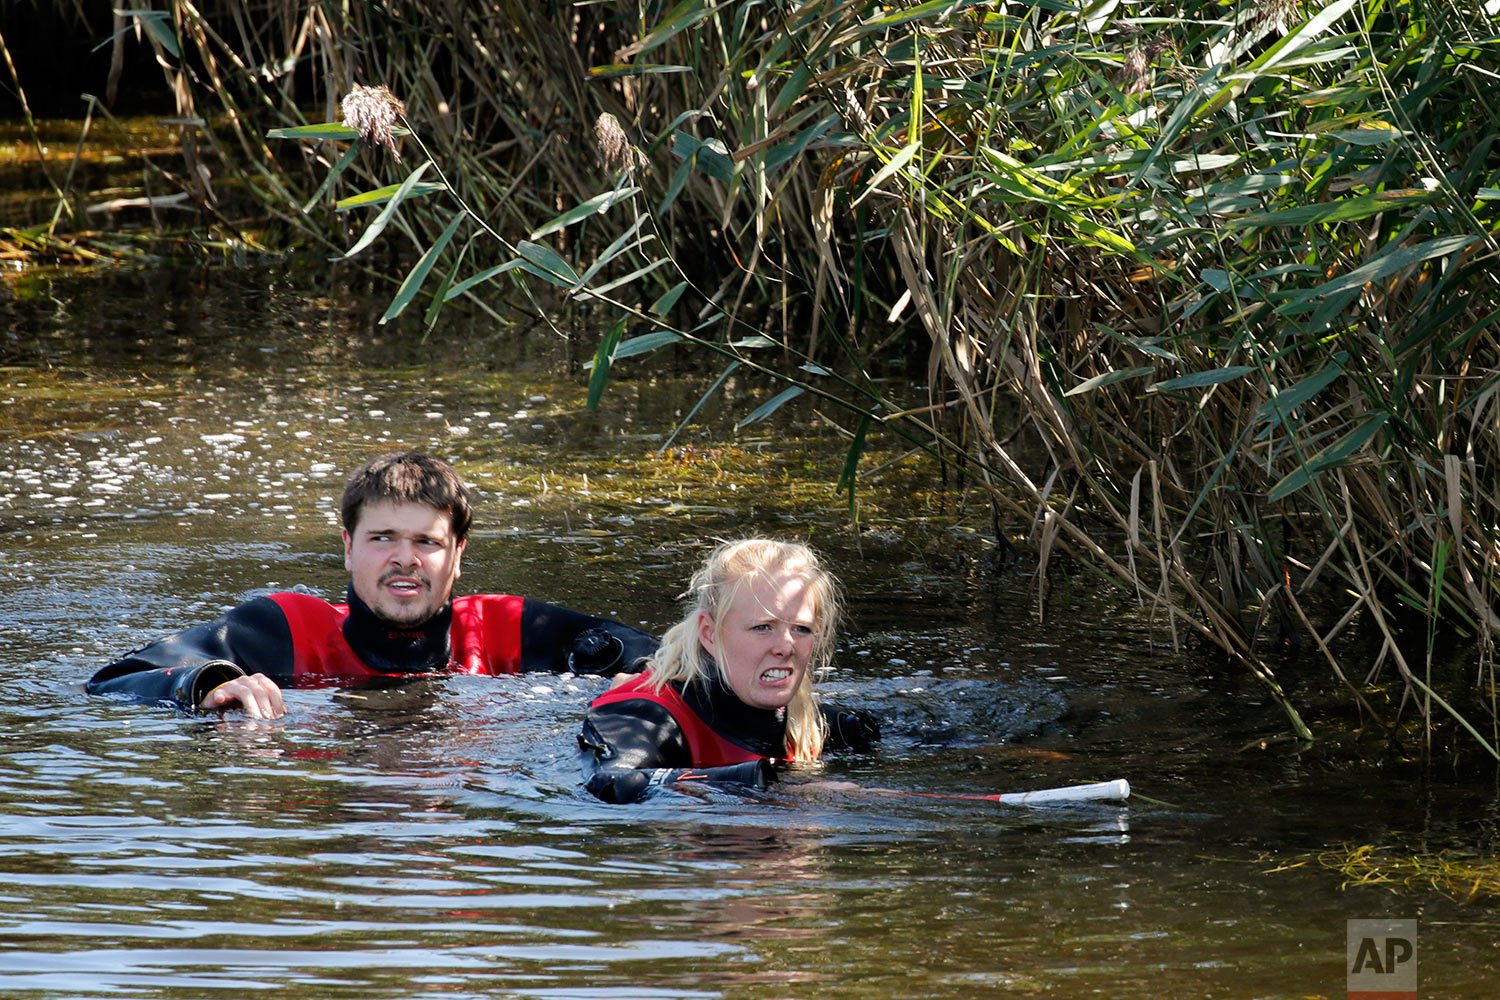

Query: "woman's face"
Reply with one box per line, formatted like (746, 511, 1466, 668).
(698, 569, 818, 711)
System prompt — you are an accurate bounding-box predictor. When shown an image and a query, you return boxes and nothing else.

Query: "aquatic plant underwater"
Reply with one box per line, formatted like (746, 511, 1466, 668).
(7, 0, 1500, 758)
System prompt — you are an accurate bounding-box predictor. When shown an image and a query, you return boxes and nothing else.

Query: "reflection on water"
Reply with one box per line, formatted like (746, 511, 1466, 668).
(2, 264, 1498, 998)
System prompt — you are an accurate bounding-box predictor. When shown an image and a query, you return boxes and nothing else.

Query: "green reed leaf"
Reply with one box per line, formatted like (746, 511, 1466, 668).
(1149, 366, 1256, 393)
(587, 317, 627, 409)
(1254, 0, 1360, 74)
(852, 141, 921, 207)
(97, 10, 177, 58)
(530, 187, 641, 240)
(651, 282, 688, 316)
(867, 0, 990, 27)
(335, 181, 446, 212)
(658, 361, 739, 453)
(111, 9, 180, 59)
(588, 63, 692, 78)
(1065, 367, 1154, 397)
(424, 237, 471, 334)
(1267, 413, 1390, 502)
(444, 259, 525, 301)
(1255, 360, 1346, 428)
(268, 122, 359, 140)
(736, 386, 804, 429)
(623, 0, 715, 59)
(302, 142, 362, 213)
(1232, 189, 1439, 229)
(581, 257, 672, 298)
(516, 240, 580, 287)
(613, 331, 684, 360)
(671, 133, 734, 183)
(381, 211, 465, 325)
(335, 161, 434, 260)
(1309, 235, 1480, 299)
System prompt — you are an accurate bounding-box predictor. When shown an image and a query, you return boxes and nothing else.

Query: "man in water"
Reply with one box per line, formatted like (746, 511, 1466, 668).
(87, 451, 656, 719)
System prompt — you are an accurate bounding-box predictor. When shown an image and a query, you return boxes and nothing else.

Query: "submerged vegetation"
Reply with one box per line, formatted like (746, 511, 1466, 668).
(7, 1, 1500, 753)
(1273, 842, 1500, 903)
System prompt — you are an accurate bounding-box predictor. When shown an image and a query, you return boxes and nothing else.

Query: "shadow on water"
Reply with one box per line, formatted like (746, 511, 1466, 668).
(2, 262, 1499, 998)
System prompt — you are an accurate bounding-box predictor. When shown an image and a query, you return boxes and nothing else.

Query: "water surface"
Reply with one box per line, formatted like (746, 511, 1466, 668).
(2, 264, 1496, 999)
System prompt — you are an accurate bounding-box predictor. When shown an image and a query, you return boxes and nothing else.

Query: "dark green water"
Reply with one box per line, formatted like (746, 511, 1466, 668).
(1, 263, 1496, 999)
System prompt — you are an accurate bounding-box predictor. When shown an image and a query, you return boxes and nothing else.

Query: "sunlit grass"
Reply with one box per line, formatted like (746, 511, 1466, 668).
(473, 428, 973, 534)
(1269, 843, 1500, 903)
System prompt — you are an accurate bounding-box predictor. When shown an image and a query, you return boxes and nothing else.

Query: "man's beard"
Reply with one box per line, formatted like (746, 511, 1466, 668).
(373, 570, 437, 627)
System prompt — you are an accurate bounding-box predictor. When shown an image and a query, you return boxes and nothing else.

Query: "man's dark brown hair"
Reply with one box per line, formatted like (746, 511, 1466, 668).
(340, 452, 474, 541)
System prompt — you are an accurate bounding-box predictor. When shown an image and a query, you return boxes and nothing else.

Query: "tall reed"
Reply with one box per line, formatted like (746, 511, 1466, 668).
(72, 0, 1500, 751)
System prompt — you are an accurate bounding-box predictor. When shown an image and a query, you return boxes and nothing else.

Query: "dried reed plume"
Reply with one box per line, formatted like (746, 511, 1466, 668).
(1121, 47, 1150, 96)
(1120, 41, 1173, 96)
(342, 84, 406, 160)
(1254, 0, 1301, 28)
(595, 112, 646, 172)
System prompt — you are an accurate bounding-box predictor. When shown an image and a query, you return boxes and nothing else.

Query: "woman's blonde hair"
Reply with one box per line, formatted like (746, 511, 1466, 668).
(646, 538, 842, 760)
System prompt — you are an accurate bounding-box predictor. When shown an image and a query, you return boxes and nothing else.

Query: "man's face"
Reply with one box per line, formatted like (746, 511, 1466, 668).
(343, 500, 465, 627)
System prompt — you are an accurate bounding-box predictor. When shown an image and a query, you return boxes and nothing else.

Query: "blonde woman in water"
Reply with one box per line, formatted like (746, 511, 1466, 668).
(579, 538, 878, 803)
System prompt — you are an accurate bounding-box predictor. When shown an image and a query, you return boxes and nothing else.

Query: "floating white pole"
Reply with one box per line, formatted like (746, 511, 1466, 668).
(893, 778, 1131, 806)
(990, 778, 1130, 806)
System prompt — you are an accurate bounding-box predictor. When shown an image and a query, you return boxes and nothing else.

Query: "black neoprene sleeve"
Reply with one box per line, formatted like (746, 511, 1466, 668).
(579, 698, 775, 803)
(86, 596, 295, 708)
(519, 599, 658, 674)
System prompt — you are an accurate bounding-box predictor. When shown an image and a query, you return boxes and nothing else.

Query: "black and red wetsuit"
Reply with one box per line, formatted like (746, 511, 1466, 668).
(578, 670, 879, 803)
(87, 586, 657, 710)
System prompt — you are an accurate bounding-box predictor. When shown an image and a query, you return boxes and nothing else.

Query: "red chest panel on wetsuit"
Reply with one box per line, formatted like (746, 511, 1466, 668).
(269, 592, 525, 684)
(591, 675, 771, 767)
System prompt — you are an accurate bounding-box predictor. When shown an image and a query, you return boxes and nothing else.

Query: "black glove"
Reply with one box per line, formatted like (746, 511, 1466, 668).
(826, 707, 881, 750)
(566, 628, 625, 673)
(585, 759, 776, 804)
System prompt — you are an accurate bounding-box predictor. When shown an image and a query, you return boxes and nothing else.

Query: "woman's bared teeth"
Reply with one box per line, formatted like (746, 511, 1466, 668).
(761, 668, 792, 682)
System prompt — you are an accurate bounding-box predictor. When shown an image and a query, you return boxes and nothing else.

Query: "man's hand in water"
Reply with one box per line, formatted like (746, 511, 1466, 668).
(200, 674, 285, 719)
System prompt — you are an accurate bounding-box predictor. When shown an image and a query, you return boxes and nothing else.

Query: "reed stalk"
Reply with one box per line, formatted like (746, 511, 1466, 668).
(33, 0, 1500, 753)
